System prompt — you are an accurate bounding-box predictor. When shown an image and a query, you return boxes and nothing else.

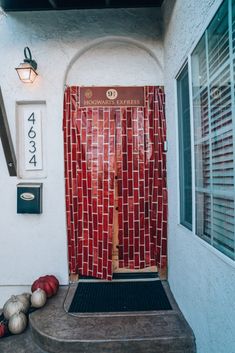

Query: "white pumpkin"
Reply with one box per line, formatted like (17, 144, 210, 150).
(31, 288, 47, 308)
(8, 312, 27, 334)
(3, 295, 29, 320)
(18, 292, 31, 301)
(16, 294, 30, 312)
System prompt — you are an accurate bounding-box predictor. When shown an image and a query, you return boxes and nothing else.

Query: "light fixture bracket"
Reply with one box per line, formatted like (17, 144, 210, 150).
(23, 47, 37, 70)
(15, 47, 38, 83)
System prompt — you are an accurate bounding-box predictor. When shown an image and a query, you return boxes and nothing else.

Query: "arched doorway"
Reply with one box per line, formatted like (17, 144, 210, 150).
(63, 38, 167, 280)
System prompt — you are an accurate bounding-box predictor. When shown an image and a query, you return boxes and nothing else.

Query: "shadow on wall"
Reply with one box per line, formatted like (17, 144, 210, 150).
(161, 0, 177, 40)
(5, 8, 162, 42)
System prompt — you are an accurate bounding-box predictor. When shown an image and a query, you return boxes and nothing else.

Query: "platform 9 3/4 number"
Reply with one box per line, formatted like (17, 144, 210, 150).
(24, 109, 43, 171)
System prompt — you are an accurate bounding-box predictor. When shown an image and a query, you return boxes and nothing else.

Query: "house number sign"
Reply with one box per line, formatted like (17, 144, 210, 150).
(23, 109, 43, 171)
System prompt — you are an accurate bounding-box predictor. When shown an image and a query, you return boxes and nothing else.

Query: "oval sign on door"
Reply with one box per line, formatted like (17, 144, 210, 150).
(106, 89, 118, 100)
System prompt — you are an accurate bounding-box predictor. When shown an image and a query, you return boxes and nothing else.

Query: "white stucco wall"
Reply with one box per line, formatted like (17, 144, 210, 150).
(0, 8, 163, 306)
(66, 40, 163, 86)
(163, 1, 235, 353)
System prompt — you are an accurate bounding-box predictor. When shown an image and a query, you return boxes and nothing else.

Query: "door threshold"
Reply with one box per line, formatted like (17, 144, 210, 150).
(113, 265, 157, 273)
(113, 272, 158, 280)
(79, 272, 159, 282)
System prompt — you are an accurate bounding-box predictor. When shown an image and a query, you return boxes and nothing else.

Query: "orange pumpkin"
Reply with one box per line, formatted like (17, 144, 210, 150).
(31, 275, 59, 298)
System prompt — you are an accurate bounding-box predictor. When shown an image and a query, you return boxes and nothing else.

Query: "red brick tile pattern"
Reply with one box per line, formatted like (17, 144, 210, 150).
(63, 86, 167, 280)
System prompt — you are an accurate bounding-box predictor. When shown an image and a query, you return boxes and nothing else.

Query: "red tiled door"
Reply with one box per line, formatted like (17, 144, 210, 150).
(63, 86, 167, 280)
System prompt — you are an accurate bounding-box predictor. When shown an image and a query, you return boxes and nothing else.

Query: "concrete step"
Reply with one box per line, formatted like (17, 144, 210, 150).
(29, 282, 196, 353)
(0, 328, 47, 353)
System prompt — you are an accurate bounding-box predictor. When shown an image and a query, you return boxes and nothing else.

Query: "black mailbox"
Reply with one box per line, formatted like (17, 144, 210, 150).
(17, 183, 43, 214)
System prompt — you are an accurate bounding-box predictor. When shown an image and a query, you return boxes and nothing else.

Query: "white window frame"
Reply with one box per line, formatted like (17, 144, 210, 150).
(175, 0, 235, 267)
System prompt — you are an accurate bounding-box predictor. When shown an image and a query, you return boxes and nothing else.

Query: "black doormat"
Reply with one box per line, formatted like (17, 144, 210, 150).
(69, 280, 172, 313)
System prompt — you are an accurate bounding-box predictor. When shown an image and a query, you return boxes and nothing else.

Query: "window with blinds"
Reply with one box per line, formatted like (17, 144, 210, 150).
(191, 0, 235, 260)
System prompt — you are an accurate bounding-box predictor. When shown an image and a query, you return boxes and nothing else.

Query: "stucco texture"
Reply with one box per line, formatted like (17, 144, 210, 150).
(0, 3, 235, 353)
(0, 7, 163, 306)
(163, 1, 235, 353)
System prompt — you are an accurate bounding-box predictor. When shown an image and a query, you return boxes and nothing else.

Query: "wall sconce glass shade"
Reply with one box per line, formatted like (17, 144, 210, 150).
(16, 62, 38, 83)
(15, 47, 38, 83)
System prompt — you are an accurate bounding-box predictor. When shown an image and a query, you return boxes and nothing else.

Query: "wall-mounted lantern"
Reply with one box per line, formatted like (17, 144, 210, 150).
(15, 47, 38, 83)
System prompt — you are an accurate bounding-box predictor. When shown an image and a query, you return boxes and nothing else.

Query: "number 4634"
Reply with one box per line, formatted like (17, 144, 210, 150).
(28, 112, 37, 167)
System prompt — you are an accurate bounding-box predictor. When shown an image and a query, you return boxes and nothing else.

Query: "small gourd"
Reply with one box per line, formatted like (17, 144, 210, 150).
(8, 312, 27, 335)
(31, 288, 47, 308)
(0, 322, 7, 337)
(3, 295, 29, 320)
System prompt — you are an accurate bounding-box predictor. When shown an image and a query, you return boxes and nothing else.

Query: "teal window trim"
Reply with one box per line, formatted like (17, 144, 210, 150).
(177, 64, 193, 230)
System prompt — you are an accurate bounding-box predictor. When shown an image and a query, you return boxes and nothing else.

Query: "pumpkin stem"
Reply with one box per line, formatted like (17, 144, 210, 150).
(11, 295, 18, 301)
